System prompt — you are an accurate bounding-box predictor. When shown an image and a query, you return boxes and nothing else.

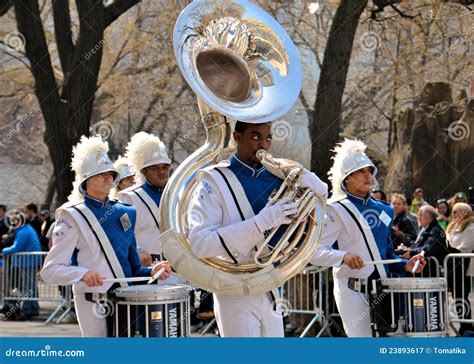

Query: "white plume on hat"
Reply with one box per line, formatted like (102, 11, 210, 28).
(125, 132, 171, 175)
(114, 155, 135, 182)
(67, 135, 117, 201)
(328, 139, 378, 198)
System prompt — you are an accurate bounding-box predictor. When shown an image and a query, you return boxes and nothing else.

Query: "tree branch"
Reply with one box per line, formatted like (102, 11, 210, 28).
(0, 0, 12, 16)
(13, 0, 61, 119)
(104, 0, 141, 28)
(52, 0, 75, 75)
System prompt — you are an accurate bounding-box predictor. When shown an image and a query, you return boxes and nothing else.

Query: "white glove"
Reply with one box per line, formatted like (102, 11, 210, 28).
(300, 169, 328, 197)
(253, 196, 298, 233)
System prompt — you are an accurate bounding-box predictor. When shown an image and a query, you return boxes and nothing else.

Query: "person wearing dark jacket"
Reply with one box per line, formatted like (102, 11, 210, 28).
(24, 203, 43, 240)
(403, 205, 449, 276)
(391, 193, 418, 248)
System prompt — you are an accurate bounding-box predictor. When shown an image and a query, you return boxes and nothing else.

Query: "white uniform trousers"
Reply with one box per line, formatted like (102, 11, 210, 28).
(334, 277, 373, 337)
(74, 293, 107, 337)
(214, 293, 284, 337)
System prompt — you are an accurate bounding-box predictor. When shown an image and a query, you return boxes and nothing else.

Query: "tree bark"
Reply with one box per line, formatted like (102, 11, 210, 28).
(309, 0, 368, 183)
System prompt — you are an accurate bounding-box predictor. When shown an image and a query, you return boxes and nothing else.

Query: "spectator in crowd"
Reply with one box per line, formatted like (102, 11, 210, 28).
(403, 205, 449, 276)
(0, 211, 42, 320)
(436, 199, 451, 231)
(449, 191, 468, 209)
(391, 193, 418, 248)
(39, 209, 54, 251)
(446, 202, 474, 335)
(371, 189, 387, 202)
(409, 188, 428, 214)
(24, 203, 43, 240)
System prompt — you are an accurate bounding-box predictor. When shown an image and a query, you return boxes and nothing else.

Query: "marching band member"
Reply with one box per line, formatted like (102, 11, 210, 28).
(187, 121, 328, 337)
(119, 132, 171, 262)
(310, 139, 426, 337)
(111, 155, 136, 197)
(41, 135, 171, 337)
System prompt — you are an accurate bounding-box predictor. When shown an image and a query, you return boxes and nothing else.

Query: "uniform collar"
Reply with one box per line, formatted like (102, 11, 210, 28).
(143, 181, 164, 192)
(84, 194, 110, 209)
(230, 154, 266, 177)
(345, 190, 372, 206)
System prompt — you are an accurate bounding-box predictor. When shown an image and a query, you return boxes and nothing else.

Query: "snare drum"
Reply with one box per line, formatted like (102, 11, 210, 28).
(114, 284, 190, 337)
(370, 278, 448, 337)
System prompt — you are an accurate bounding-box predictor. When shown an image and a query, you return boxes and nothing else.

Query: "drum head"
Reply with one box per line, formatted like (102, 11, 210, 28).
(114, 284, 190, 302)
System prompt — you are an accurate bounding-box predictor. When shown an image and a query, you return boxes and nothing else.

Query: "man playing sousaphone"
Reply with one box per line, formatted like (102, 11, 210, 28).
(310, 139, 426, 337)
(188, 120, 328, 337)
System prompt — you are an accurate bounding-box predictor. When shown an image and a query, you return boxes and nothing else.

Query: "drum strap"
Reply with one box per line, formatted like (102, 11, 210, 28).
(215, 167, 281, 303)
(72, 203, 128, 287)
(336, 199, 387, 279)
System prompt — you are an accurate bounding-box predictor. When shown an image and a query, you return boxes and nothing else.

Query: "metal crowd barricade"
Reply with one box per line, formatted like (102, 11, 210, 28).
(443, 253, 474, 335)
(0, 252, 75, 324)
(419, 256, 441, 277)
(282, 265, 334, 337)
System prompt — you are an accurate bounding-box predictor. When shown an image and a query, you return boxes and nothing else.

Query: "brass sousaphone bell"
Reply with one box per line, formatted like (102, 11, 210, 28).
(159, 0, 325, 296)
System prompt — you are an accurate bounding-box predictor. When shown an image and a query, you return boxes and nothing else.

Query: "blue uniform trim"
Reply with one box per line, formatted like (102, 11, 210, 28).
(74, 195, 151, 281)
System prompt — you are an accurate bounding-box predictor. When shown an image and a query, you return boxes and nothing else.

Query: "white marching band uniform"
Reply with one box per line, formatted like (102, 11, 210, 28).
(188, 156, 328, 337)
(189, 161, 283, 337)
(119, 185, 163, 257)
(119, 132, 183, 286)
(310, 139, 407, 337)
(119, 132, 172, 257)
(41, 136, 153, 337)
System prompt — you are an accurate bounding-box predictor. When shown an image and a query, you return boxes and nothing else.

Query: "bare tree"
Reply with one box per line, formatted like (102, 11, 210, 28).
(1, 0, 146, 204)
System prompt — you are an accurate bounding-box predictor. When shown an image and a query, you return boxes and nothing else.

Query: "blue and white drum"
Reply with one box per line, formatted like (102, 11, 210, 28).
(372, 278, 448, 337)
(114, 284, 190, 337)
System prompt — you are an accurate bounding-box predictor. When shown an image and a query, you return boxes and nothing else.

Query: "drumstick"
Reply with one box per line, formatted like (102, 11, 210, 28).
(147, 267, 166, 285)
(411, 250, 425, 273)
(363, 259, 404, 265)
(102, 277, 151, 284)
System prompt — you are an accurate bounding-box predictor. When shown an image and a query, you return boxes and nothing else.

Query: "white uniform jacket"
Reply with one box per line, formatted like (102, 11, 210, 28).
(119, 186, 161, 255)
(40, 201, 115, 294)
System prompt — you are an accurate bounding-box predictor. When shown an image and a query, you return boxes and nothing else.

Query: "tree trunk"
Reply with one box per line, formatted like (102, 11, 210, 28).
(14, 0, 106, 204)
(310, 0, 368, 183)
